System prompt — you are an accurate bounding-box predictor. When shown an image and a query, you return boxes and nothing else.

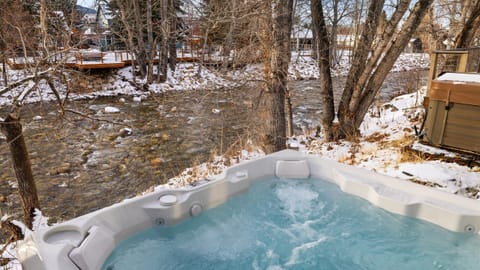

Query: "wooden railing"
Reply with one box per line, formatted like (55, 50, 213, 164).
(74, 51, 104, 64)
(427, 48, 480, 94)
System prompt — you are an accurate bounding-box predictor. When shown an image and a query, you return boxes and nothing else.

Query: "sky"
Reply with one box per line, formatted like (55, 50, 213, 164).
(77, 0, 95, 8)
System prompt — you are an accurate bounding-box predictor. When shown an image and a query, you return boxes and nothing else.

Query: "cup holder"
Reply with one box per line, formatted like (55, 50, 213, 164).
(43, 227, 83, 245)
(159, 194, 178, 206)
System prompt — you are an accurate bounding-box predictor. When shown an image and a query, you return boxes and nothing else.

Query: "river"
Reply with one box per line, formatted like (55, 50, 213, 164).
(0, 70, 427, 237)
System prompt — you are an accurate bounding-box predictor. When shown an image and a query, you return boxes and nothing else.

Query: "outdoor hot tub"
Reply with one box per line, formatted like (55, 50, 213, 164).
(18, 150, 480, 270)
(424, 72, 480, 153)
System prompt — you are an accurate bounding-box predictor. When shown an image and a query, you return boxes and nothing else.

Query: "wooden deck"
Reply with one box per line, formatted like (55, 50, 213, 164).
(6, 58, 36, 70)
(68, 51, 127, 69)
(66, 62, 126, 69)
(7, 50, 232, 70)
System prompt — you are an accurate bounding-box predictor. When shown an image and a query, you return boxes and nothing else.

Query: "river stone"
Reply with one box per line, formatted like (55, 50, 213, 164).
(118, 128, 133, 137)
(100, 164, 111, 170)
(104, 106, 120, 113)
(161, 134, 170, 141)
(48, 163, 72, 175)
(88, 105, 103, 111)
(151, 158, 165, 166)
(118, 164, 127, 172)
(133, 96, 142, 102)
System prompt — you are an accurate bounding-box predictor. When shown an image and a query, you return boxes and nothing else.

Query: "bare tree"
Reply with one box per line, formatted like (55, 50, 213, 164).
(323, 0, 353, 66)
(157, 0, 169, 82)
(146, 0, 156, 83)
(454, 0, 480, 48)
(311, 0, 334, 140)
(108, 0, 179, 82)
(168, 0, 178, 72)
(0, 114, 40, 229)
(0, 0, 78, 232)
(0, 4, 7, 86)
(133, 0, 148, 78)
(311, 0, 434, 140)
(258, 0, 294, 153)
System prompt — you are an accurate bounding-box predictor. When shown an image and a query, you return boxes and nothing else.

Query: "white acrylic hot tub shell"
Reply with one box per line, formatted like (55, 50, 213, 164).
(18, 150, 480, 270)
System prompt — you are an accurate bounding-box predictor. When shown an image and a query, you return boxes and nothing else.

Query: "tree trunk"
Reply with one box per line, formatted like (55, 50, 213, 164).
(0, 114, 40, 229)
(329, 0, 339, 67)
(311, 25, 318, 60)
(337, 0, 434, 137)
(285, 90, 293, 137)
(146, 0, 155, 83)
(308, 0, 433, 140)
(133, 0, 147, 78)
(454, 1, 480, 48)
(350, 0, 365, 64)
(0, 12, 6, 86)
(168, 0, 177, 72)
(196, 27, 209, 78)
(157, 0, 169, 83)
(259, 0, 293, 153)
(1, 56, 7, 86)
(39, 0, 49, 58)
(311, 0, 335, 141)
(222, 0, 236, 70)
(347, 0, 410, 113)
(338, 0, 385, 134)
(118, 2, 137, 82)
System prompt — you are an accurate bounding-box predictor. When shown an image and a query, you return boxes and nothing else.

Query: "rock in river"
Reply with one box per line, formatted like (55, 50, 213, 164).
(104, 106, 120, 113)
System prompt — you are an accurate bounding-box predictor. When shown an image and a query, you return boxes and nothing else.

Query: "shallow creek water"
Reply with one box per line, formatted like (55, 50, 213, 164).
(0, 71, 427, 233)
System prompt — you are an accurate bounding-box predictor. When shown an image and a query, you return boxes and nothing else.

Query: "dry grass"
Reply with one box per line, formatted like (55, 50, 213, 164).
(398, 146, 426, 163)
(364, 132, 390, 143)
(0, 257, 10, 267)
(459, 187, 480, 199)
(386, 135, 415, 149)
(408, 178, 444, 188)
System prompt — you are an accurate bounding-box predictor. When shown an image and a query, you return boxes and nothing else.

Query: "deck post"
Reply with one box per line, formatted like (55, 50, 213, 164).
(427, 52, 438, 95)
(456, 52, 468, 72)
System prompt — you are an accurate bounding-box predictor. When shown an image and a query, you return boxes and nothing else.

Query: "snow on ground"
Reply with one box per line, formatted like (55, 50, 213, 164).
(288, 52, 430, 79)
(0, 210, 48, 270)
(0, 63, 242, 108)
(1, 52, 477, 269)
(163, 85, 479, 200)
(0, 52, 429, 108)
(164, 144, 265, 189)
(299, 88, 479, 198)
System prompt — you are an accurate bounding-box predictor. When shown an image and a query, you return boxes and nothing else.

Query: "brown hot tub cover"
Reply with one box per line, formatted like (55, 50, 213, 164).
(429, 73, 480, 106)
(423, 72, 480, 154)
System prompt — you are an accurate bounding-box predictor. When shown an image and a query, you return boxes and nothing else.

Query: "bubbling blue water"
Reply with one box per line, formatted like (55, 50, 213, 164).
(102, 178, 480, 270)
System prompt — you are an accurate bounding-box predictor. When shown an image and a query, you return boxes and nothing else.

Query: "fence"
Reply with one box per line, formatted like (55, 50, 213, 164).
(427, 47, 480, 93)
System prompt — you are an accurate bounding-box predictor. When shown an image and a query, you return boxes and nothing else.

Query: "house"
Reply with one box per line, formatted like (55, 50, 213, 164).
(406, 38, 423, 53)
(82, 13, 96, 26)
(291, 26, 313, 51)
(79, 3, 114, 51)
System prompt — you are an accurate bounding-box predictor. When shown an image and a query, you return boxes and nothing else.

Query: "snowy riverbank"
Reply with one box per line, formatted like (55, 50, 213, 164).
(164, 87, 479, 199)
(0, 53, 430, 107)
(2, 52, 479, 270)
